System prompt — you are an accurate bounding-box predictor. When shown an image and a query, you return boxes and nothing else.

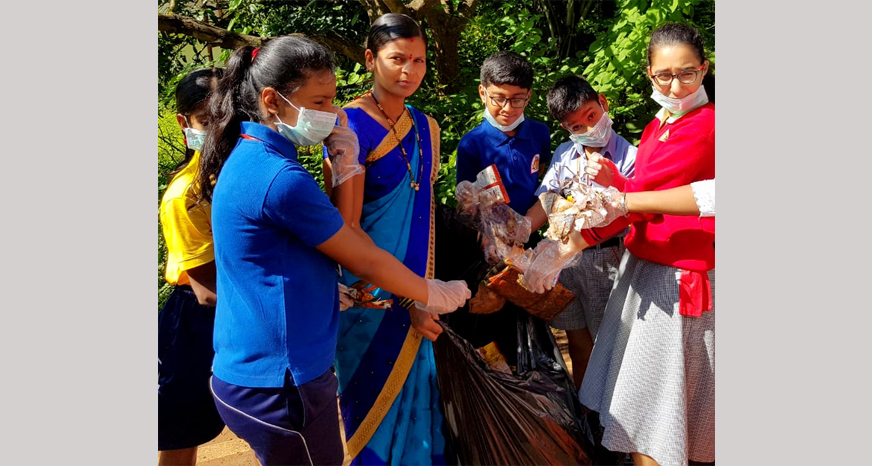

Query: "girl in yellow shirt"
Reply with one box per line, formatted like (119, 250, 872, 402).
(158, 67, 225, 466)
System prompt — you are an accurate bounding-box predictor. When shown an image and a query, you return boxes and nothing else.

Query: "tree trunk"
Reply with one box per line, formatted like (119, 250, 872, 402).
(423, 13, 467, 94)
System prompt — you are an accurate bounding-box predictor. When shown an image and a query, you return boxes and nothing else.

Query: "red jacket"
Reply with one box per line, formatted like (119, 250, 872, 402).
(581, 103, 715, 315)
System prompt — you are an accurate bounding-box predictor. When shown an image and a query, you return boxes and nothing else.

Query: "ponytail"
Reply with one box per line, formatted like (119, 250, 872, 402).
(198, 46, 257, 203)
(198, 37, 335, 203)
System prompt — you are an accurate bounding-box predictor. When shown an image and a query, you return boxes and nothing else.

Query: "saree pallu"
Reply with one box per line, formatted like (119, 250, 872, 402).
(336, 104, 447, 465)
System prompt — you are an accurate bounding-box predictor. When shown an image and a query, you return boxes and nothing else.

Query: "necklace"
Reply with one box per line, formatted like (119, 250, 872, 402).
(367, 90, 424, 191)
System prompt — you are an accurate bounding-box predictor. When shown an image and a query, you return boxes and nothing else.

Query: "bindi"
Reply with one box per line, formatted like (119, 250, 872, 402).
(409, 54, 413, 60)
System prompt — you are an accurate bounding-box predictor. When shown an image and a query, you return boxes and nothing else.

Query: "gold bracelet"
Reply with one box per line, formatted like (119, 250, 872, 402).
(621, 192, 628, 215)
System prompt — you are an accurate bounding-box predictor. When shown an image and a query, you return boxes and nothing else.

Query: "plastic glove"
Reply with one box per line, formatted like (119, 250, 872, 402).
(455, 181, 478, 216)
(338, 283, 354, 311)
(520, 237, 584, 293)
(415, 279, 472, 315)
(324, 125, 363, 187)
(584, 152, 616, 187)
(514, 215, 532, 245)
(595, 186, 629, 228)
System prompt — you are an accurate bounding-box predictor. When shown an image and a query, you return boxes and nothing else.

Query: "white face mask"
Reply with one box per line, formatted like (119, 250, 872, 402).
(650, 84, 709, 114)
(483, 108, 525, 133)
(183, 127, 207, 151)
(274, 93, 337, 146)
(568, 109, 613, 149)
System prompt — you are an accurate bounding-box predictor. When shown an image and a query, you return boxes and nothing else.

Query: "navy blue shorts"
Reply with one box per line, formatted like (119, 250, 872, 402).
(158, 285, 225, 450)
(211, 369, 343, 466)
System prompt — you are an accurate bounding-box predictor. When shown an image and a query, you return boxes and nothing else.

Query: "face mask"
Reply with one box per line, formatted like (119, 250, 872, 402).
(568, 108, 613, 149)
(274, 93, 337, 146)
(483, 109, 525, 133)
(650, 84, 709, 114)
(183, 127, 206, 151)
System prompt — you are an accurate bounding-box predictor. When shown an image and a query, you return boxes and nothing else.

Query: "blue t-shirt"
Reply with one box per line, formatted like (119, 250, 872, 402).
(456, 117, 551, 214)
(211, 121, 346, 388)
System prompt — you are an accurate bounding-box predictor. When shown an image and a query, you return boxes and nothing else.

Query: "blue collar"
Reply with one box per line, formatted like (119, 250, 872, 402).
(240, 121, 299, 160)
(480, 117, 532, 147)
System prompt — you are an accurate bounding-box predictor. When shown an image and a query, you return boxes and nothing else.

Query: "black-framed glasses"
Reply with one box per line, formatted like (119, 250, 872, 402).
(484, 88, 529, 109)
(650, 65, 705, 86)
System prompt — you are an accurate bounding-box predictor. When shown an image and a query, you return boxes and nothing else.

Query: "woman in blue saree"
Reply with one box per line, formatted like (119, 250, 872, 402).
(323, 13, 449, 466)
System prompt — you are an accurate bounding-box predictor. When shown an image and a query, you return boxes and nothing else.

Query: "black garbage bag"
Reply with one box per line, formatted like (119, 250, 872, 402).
(434, 203, 624, 466)
(433, 319, 592, 466)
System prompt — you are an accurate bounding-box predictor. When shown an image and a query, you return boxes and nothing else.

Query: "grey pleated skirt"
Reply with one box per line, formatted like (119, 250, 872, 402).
(578, 250, 715, 466)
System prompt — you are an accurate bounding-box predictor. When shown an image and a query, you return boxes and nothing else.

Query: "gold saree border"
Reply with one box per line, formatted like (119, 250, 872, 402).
(344, 116, 442, 461)
(366, 112, 413, 164)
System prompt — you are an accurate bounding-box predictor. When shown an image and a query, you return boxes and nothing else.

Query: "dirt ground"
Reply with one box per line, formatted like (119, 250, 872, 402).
(181, 329, 572, 466)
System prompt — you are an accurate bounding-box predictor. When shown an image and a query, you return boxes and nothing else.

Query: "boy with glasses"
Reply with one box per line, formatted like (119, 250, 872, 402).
(449, 51, 558, 381)
(456, 51, 551, 217)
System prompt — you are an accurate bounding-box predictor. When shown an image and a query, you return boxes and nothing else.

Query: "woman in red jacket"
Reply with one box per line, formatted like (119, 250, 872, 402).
(549, 23, 715, 466)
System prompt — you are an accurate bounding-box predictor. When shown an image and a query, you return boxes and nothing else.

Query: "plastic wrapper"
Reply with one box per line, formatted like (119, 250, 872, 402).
(456, 164, 511, 218)
(477, 341, 512, 375)
(433, 318, 593, 466)
(479, 203, 530, 265)
(539, 177, 629, 238)
(343, 280, 392, 309)
(468, 282, 507, 315)
(484, 262, 575, 321)
(456, 165, 531, 266)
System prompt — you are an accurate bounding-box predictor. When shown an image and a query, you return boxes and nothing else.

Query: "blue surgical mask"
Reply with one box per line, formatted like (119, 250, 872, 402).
(483, 109, 525, 133)
(568, 109, 613, 149)
(650, 85, 709, 115)
(182, 116, 207, 151)
(183, 128, 206, 151)
(274, 93, 337, 146)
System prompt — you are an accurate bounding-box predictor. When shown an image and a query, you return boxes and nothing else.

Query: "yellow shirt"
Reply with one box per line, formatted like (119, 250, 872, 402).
(159, 151, 213, 285)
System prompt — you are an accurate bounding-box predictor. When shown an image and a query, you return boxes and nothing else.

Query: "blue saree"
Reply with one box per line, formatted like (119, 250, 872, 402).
(334, 104, 447, 465)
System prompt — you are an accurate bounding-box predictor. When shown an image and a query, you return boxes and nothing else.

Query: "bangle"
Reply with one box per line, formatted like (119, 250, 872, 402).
(621, 192, 628, 214)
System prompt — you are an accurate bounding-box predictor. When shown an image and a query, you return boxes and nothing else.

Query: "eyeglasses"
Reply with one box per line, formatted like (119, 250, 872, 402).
(483, 88, 529, 109)
(649, 65, 705, 86)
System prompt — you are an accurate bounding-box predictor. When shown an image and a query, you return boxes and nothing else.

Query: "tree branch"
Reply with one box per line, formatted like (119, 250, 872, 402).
(457, 0, 480, 18)
(308, 31, 366, 64)
(358, 0, 396, 22)
(383, 0, 412, 15)
(158, 13, 262, 49)
(158, 13, 365, 64)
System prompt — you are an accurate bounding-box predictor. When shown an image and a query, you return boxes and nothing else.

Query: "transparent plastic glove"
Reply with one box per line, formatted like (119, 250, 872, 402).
(414, 279, 472, 315)
(455, 181, 478, 216)
(594, 186, 628, 228)
(514, 215, 532, 245)
(584, 151, 617, 187)
(337, 283, 354, 311)
(324, 125, 362, 187)
(520, 237, 584, 293)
